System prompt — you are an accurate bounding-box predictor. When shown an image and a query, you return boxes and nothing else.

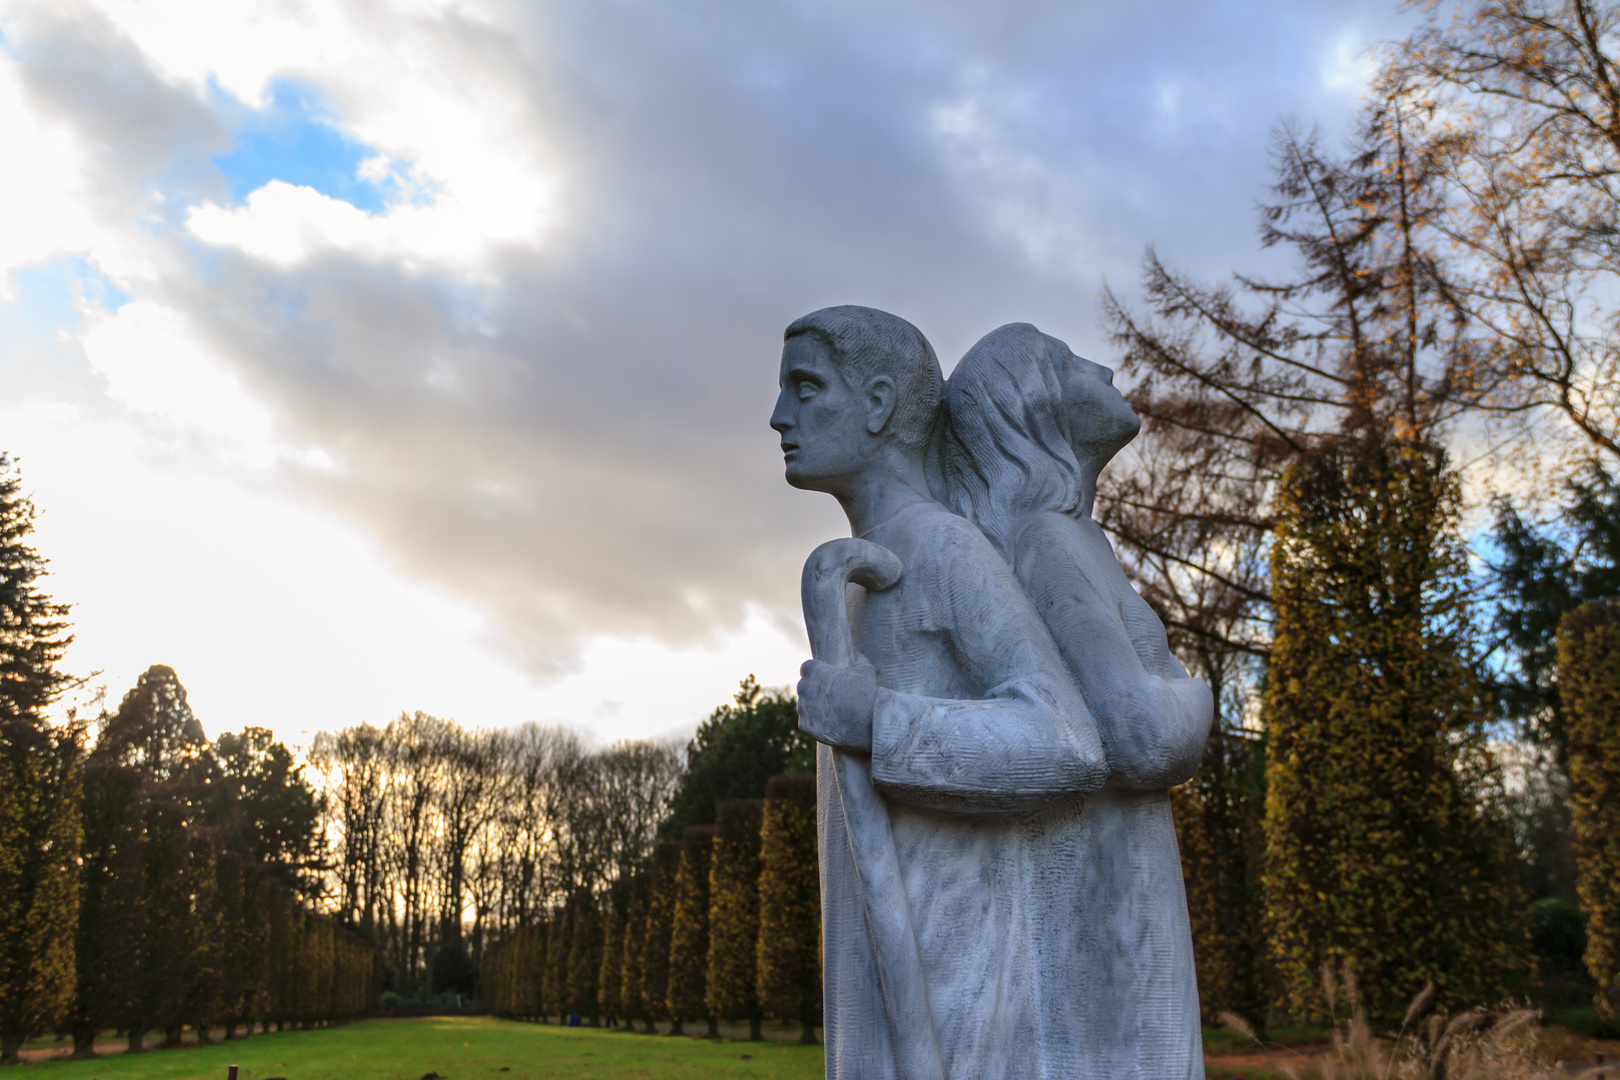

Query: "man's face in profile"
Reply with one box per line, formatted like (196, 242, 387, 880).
(770, 333, 873, 493)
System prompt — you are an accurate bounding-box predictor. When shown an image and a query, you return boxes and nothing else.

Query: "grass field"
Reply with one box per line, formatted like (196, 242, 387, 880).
(14, 1017, 825, 1080)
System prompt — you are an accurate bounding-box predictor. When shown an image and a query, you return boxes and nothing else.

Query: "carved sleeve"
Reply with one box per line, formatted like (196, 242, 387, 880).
(867, 527, 1109, 814)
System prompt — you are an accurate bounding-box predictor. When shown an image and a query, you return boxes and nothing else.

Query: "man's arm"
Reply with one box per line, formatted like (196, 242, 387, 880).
(802, 522, 1109, 814)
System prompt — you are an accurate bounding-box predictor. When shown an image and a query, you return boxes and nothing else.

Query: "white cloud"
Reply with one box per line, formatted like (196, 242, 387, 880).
(0, 51, 95, 290)
(82, 300, 278, 462)
(186, 174, 552, 273)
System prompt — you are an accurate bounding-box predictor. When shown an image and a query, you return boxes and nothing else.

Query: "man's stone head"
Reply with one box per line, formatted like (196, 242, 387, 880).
(771, 305, 943, 492)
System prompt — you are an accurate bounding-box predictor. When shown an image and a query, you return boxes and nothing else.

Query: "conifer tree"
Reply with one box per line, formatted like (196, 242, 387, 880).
(0, 455, 80, 1063)
(640, 842, 680, 1032)
(70, 757, 145, 1057)
(1263, 439, 1526, 1021)
(667, 826, 716, 1036)
(1557, 599, 1620, 1022)
(707, 799, 765, 1039)
(756, 774, 819, 1044)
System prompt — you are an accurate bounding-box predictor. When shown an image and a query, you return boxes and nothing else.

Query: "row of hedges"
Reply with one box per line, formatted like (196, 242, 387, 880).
(483, 773, 820, 1040)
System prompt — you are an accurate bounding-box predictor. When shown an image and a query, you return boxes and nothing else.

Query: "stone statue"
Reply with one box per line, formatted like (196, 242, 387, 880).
(771, 307, 1212, 1080)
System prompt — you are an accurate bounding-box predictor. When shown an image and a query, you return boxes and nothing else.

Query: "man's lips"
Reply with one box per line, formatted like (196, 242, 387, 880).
(781, 443, 799, 459)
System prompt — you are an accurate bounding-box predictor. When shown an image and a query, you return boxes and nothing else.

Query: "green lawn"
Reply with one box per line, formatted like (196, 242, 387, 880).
(16, 1017, 825, 1080)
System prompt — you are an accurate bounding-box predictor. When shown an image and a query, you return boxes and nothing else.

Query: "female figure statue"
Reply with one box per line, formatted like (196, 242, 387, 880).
(938, 322, 1213, 1080)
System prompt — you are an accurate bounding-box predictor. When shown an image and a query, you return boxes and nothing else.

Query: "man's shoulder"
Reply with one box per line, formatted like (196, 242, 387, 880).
(872, 502, 1012, 581)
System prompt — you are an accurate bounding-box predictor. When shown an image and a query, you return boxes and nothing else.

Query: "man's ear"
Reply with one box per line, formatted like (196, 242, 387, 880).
(865, 376, 897, 435)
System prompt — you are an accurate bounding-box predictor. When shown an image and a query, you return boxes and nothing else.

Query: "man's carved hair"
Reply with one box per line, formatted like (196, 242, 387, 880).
(784, 305, 943, 451)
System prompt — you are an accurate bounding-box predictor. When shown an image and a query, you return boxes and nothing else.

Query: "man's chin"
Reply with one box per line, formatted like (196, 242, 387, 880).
(783, 464, 832, 492)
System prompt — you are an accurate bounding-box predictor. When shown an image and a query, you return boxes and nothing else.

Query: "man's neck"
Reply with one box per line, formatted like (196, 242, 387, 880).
(836, 450, 935, 537)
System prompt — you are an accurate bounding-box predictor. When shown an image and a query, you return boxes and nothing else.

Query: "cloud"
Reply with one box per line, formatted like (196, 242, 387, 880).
(2, 0, 1415, 704)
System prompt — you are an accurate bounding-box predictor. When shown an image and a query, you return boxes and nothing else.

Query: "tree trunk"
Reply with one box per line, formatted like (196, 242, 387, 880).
(0, 1035, 22, 1064)
(748, 1016, 763, 1042)
(705, 1017, 719, 1038)
(71, 1026, 98, 1059)
(667, 1018, 684, 1036)
(126, 1026, 146, 1054)
(642, 1018, 657, 1034)
(799, 1018, 817, 1045)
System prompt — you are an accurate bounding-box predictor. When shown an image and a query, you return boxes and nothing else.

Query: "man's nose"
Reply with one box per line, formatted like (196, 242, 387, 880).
(769, 394, 793, 432)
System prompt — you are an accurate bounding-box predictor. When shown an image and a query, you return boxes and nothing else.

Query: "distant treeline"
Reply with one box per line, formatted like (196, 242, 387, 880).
(309, 676, 816, 1003)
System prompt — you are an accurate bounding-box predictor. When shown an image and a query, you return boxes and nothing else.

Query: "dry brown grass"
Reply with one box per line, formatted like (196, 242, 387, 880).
(1218, 963, 1580, 1080)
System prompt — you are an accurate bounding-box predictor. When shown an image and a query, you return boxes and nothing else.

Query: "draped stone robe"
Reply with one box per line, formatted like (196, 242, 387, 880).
(820, 500, 1206, 1080)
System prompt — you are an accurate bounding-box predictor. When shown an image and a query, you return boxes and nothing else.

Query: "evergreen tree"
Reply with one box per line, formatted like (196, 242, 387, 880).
(70, 757, 145, 1057)
(756, 774, 819, 1044)
(660, 677, 812, 841)
(0, 455, 81, 1063)
(1557, 599, 1620, 1023)
(667, 826, 716, 1036)
(1486, 464, 1620, 763)
(207, 727, 325, 900)
(707, 800, 765, 1039)
(1262, 439, 1527, 1021)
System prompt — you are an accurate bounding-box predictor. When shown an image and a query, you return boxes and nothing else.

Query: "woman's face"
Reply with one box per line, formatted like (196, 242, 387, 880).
(1050, 338, 1140, 463)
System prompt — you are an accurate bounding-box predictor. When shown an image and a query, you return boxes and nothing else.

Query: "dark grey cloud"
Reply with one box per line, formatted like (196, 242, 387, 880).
(11, 0, 1417, 674)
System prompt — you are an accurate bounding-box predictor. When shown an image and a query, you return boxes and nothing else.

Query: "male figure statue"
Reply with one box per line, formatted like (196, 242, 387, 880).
(770, 306, 1112, 1080)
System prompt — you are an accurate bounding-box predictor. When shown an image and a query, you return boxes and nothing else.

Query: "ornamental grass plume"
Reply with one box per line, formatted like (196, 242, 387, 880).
(1222, 962, 1562, 1080)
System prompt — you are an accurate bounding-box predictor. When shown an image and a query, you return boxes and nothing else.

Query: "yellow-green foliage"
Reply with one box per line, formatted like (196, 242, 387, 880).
(566, 892, 601, 1021)
(481, 923, 545, 1018)
(707, 799, 764, 1026)
(617, 873, 649, 1026)
(0, 721, 82, 1058)
(1262, 439, 1526, 1022)
(640, 842, 680, 1023)
(597, 883, 622, 1022)
(1557, 599, 1620, 1022)
(667, 826, 716, 1025)
(756, 774, 818, 1028)
(542, 906, 569, 1021)
(1173, 729, 1267, 1024)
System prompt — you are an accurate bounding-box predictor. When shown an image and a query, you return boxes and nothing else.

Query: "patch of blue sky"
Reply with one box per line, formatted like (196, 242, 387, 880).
(4, 257, 130, 326)
(211, 77, 413, 215)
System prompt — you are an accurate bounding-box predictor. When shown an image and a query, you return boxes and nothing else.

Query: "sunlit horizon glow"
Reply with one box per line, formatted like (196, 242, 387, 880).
(1, 0, 1406, 748)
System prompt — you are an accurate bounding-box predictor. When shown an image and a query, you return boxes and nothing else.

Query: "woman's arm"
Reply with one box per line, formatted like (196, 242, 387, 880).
(1014, 513, 1213, 790)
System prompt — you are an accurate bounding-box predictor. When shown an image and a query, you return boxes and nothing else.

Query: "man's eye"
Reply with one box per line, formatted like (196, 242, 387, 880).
(797, 381, 818, 400)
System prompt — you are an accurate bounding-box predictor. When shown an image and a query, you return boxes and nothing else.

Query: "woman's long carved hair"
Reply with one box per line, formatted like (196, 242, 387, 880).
(938, 322, 1082, 557)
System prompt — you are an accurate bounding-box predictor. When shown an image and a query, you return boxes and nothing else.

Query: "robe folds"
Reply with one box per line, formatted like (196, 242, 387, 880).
(816, 502, 1202, 1080)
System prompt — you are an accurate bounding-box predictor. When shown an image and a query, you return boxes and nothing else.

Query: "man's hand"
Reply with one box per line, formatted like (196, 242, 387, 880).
(797, 657, 879, 752)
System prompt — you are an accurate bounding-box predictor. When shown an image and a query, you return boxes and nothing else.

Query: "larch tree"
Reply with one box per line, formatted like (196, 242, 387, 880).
(0, 454, 81, 1064)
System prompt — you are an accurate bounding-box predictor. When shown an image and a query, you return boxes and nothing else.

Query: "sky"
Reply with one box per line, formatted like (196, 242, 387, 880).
(0, 0, 1414, 751)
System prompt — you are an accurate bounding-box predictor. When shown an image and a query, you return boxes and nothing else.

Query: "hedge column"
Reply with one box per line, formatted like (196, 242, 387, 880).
(1558, 599, 1620, 1022)
(1261, 440, 1525, 1021)
(757, 773, 819, 1044)
(707, 799, 765, 1040)
(668, 826, 717, 1036)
